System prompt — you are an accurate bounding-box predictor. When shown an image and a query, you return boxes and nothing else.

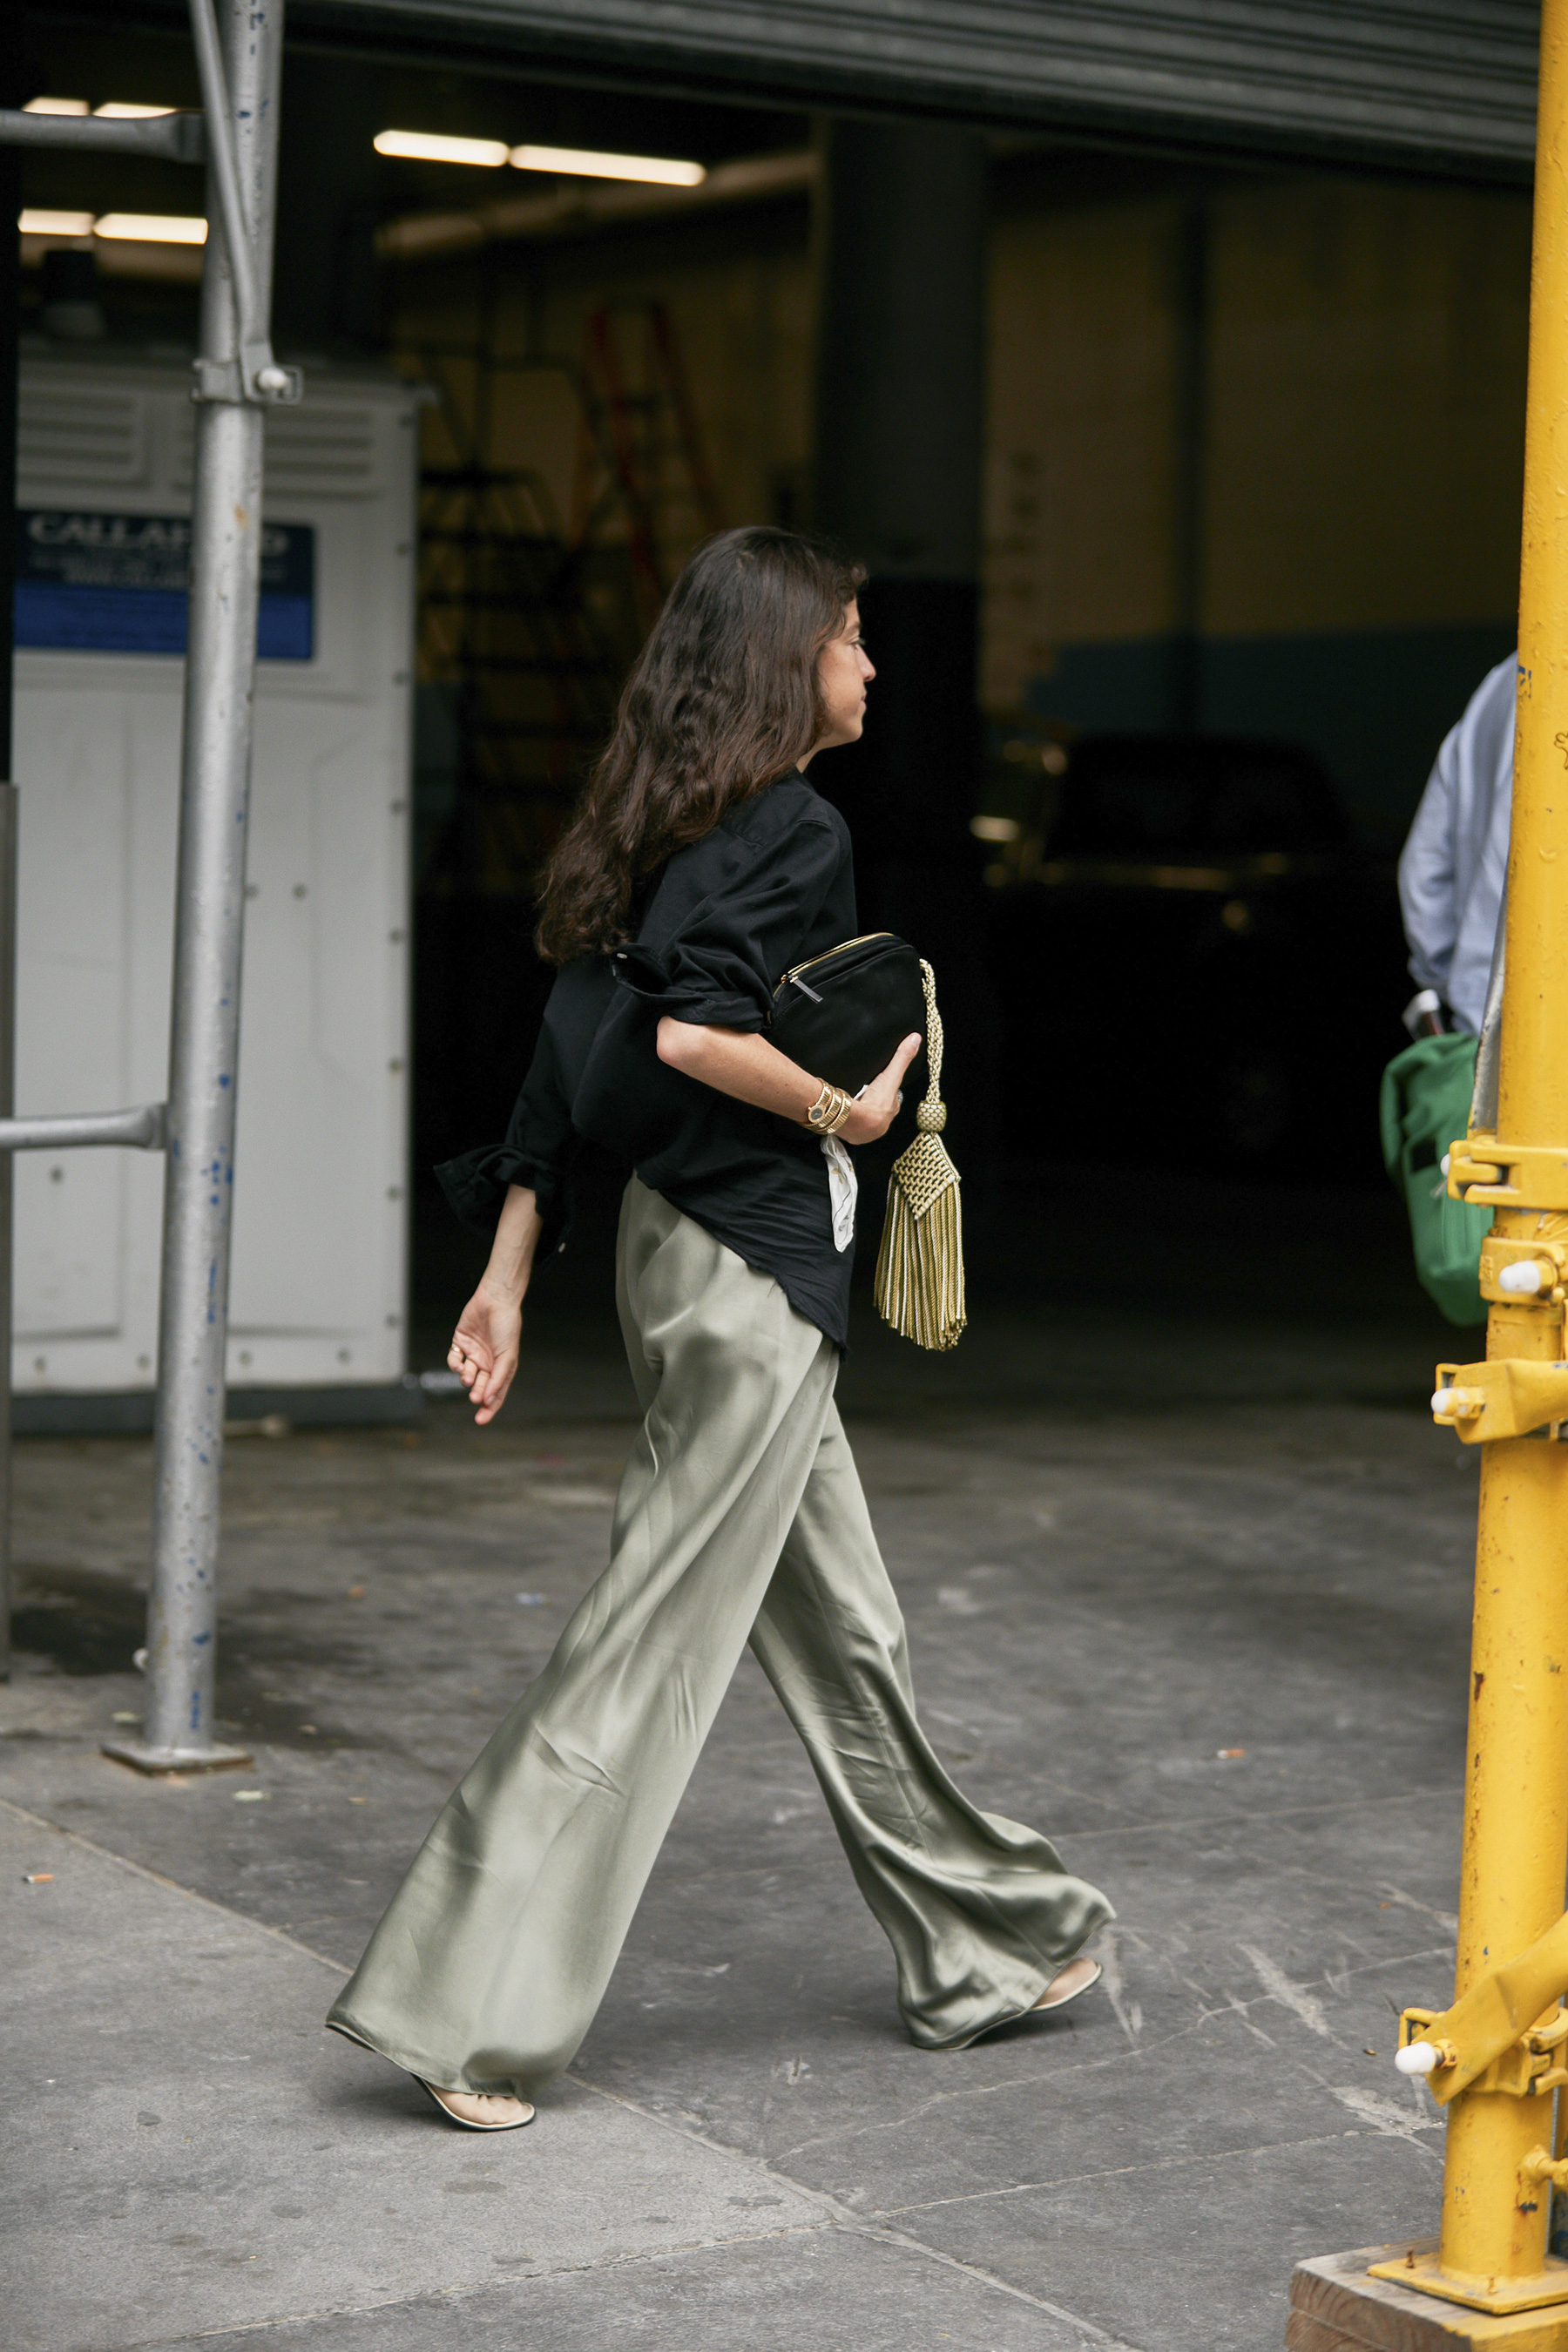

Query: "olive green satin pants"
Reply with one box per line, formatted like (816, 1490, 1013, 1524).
(326, 1179, 1112, 2099)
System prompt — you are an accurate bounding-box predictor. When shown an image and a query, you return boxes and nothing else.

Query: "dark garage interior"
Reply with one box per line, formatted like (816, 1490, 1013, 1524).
(7, 5, 1532, 1373)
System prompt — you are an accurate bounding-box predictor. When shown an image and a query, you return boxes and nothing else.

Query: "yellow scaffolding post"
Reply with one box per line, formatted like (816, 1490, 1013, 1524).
(1354, 0, 1568, 2328)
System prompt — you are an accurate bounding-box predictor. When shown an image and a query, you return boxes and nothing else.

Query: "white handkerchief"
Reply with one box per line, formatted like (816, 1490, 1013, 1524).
(821, 1134, 857, 1252)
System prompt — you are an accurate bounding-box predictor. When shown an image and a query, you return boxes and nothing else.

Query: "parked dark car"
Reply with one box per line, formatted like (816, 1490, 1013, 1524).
(975, 731, 1408, 1166)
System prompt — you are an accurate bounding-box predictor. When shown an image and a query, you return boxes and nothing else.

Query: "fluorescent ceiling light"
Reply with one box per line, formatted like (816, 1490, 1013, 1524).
(510, 143, 706, 186)
(19, 209, 97, 236)
(24, 97, 90, 116)
(94, 102, 177, 119)
(94, 213, 208, 245)
(375, 129, 509, 167)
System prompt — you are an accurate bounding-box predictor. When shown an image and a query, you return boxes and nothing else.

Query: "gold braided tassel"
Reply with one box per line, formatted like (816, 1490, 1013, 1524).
(874, 958, 966, 1350)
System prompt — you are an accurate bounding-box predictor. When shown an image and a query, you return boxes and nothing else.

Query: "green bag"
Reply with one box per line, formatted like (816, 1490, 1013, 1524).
(1378, 1031, 1492, 1327)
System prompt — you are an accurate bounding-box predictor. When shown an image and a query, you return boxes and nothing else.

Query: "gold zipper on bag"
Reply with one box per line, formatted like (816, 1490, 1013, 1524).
(774, 932, 895, 996)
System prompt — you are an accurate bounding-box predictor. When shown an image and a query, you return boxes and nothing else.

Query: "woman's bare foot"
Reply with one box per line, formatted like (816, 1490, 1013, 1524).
(1033, 1956, 1103, 2012)
(422, 2082, 535, 2131)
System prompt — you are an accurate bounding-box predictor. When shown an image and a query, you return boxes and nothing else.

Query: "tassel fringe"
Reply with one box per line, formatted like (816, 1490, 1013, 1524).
(873, 959, 967, 1350)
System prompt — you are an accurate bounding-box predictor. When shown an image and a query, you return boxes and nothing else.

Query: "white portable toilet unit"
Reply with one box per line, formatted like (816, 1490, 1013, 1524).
(12, 343, 419, 1425)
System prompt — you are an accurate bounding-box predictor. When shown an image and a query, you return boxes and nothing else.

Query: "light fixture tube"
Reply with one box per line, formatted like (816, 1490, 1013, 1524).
(374, 129, 510, 167)
(93, 213, 208, 245)
(510, 143, 706, 186)
(18, 209, 97, 237)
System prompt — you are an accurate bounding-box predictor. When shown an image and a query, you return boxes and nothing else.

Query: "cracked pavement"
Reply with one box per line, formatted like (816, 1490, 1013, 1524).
(2, 1176, 1477, 2350)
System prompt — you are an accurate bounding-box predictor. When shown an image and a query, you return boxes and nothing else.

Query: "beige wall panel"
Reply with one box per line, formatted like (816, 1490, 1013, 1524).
(983, 197, 1181, 706)
(1202, 176, 1529, 638)
(387, 167, 1528, 777)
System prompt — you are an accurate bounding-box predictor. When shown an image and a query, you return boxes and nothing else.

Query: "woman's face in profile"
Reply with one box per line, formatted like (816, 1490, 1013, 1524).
(813, 601, 875, 754)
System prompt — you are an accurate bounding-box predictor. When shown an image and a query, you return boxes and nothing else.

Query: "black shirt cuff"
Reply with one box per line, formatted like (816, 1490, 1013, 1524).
(434, 1146, 569, 1255)
(612, 943, 766, 1031)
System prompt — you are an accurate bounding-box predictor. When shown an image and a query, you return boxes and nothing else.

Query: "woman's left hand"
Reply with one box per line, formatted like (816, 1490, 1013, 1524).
(841, 1033, 923, 1146)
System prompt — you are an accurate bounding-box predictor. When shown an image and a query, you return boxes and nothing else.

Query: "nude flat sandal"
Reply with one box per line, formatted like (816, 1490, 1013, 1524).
(419, 2079, 536, 2132)
(1032, 1957, 1104, 2012)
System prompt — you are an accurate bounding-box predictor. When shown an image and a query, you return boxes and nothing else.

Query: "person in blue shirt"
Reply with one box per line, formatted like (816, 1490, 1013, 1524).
(1398, 655, 1516, 1037)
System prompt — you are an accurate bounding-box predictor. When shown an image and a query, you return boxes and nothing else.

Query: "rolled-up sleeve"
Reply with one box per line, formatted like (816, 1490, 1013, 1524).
(612, 813, 845, 1031)
(435, 1022, 577, 1247)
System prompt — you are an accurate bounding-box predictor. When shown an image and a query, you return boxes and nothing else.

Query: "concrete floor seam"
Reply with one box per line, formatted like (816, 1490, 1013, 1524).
(0, 1793, 350, 1976)
(1188, 1956, 1445, 2035)
(760, 2026, 1209, 2161)
(840, 2222, 1151, 2351)
(767, 2002, 1355, 2166)
(112, 2227, 1135, 2352)
(571, 2066, 1148, 2349)
(1244, 1863, 1460, 1938)
(101, 2222, 844, 2352)
(868, 2126, 1432, 2220)
(1028, 1783, 1466, 1843)
(769, 2020, 1433, 2170)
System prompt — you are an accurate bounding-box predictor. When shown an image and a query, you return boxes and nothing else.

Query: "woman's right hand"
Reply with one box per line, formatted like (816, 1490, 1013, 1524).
(449, 1281, 524, 1426)
(841, 1033, 923, 1146)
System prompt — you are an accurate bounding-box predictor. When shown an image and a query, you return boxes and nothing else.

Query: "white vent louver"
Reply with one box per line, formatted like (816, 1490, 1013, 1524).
(17, 385, 148, 489)
(172, 404, 380, 497)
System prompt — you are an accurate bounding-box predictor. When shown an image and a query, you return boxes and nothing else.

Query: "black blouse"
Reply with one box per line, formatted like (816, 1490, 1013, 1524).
(437, 771, 860, 1347)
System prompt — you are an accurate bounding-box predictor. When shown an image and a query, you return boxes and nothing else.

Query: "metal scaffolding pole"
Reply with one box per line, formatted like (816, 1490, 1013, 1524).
(0, 3, 297, 1754)
(104, 0, 292, 1774)
(1292, 3, 1568, 2339)
(1411, 0, 1568, 2308)
(0, 52, 18, 1686)
(0, 793, 15, 1687)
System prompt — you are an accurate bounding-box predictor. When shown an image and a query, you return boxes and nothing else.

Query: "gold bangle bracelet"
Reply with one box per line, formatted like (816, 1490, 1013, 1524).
(808, 1085, 852, 1132)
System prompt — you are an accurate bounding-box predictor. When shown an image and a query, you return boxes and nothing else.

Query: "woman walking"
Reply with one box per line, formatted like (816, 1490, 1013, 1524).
(327, 527, 1112, 2130)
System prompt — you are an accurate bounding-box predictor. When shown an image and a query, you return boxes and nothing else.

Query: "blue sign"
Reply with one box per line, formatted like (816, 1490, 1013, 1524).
(14, 510, 315, 661)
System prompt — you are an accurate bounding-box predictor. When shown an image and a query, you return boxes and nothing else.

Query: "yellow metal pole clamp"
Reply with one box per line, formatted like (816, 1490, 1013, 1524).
(1524, 2147, 1568, 2195)
(1449, 1136, 1568, 1211)
(1432, 1357, 1568, 1443)
(1478, 1230, 1568, 1303)
(1393, 1913, 1568, 2105)
(1430, 1191, 1568, 1440)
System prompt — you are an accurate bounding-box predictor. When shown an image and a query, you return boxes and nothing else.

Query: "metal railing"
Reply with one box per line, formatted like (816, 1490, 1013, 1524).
(0, 110, 206, 164)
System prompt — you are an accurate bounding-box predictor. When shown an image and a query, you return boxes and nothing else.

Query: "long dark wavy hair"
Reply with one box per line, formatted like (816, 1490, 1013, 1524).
(536, 526, 865, 963)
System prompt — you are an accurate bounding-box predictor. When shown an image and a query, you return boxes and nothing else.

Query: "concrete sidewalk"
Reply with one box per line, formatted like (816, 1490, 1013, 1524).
(3, 1290, 1470, 2351)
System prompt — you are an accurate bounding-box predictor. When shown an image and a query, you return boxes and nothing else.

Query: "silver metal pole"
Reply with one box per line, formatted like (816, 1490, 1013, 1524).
(0, 1105, 166, 1152)
(186, 0, 293, 399)
(0, 110, 206, 163)
(0, 787, 15, 1686)
(105, 0, 286, 1776)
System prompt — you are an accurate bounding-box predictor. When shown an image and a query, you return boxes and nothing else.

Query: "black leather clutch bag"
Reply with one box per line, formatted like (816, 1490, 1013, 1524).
(768, 931, 928, 1097)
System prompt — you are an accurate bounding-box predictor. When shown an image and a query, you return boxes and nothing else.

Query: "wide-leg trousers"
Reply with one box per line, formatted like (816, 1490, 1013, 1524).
(326, 1179, 1112, 2099)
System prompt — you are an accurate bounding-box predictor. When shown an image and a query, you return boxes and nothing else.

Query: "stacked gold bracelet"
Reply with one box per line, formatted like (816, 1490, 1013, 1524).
(806, 1081, 853, 1136)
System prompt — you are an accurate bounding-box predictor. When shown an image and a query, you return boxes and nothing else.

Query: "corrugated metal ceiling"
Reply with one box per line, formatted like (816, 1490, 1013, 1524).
(301, 0, 1538, 172)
